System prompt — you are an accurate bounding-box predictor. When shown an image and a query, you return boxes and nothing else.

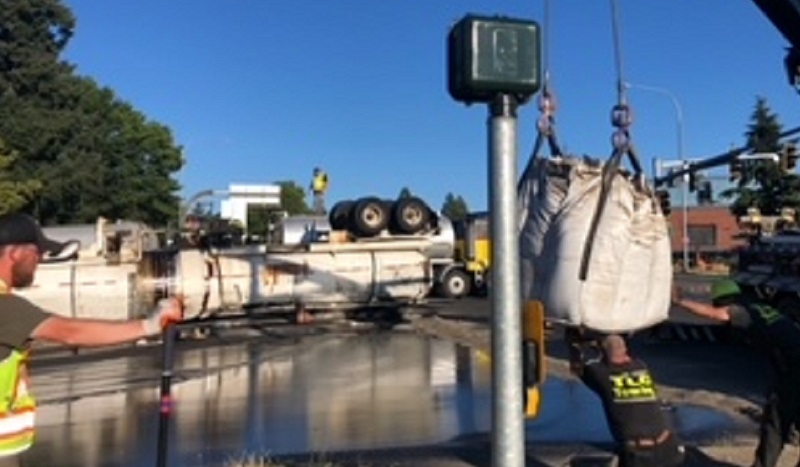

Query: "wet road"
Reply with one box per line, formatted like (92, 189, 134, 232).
(21, 322, 749, 467)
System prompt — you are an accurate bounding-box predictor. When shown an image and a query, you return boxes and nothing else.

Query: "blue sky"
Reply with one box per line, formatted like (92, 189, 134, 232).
(61, 0, 800, 212)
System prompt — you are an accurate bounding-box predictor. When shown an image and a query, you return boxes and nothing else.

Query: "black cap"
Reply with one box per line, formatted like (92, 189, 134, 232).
(0, 213, 70, 256)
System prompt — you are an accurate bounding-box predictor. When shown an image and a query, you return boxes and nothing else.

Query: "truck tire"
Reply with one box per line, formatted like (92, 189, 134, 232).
(329, 200, 354, 231)
(473, 270, 490, 297)
(438, 268, 471, 299)
(351, 197, 389, 237)
(391, 196, 431, 235)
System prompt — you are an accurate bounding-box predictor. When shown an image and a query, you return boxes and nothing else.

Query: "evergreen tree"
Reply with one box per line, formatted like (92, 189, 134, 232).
(720, 96, 800, 217)
(441, 192, 469, 221)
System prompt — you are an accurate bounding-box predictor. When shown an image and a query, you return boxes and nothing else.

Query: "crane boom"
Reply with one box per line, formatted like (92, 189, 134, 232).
(751, 0, 800, 85)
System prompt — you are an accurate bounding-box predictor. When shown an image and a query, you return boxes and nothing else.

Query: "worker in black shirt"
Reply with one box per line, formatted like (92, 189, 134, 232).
(674, 278, 800, 467)
(570, 331, 685, 467)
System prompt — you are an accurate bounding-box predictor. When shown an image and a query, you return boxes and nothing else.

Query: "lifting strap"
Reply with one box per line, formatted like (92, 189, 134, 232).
(578, 0, 648, 281)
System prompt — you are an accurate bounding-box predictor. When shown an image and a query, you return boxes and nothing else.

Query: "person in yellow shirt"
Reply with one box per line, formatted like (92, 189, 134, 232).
(310, 167, 329, 215)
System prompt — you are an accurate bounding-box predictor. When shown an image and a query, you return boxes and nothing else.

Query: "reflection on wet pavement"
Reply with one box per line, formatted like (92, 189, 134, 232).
(21, 332, 749, 467)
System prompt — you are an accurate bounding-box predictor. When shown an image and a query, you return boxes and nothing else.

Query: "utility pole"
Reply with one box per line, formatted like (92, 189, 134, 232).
(625, 82, 689, 271)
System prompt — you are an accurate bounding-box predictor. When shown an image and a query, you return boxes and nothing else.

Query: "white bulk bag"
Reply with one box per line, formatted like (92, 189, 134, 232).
(518, 155, 672, 332)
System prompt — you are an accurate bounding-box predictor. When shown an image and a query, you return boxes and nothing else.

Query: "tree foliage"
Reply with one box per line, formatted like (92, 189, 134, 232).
(277, 180, 311, 215)
(0, 139, 42, 214)
(398, 187, 412, 198)
(0, 0, 184, 227)
(720, 97, 800, 217)
(441, 192, 469, 221)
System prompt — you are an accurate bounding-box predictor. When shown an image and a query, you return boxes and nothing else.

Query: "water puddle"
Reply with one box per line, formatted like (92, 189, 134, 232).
(22, 332, 747, 466)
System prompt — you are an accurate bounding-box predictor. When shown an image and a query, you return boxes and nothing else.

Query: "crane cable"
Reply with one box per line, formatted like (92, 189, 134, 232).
(533, 0, 562, 157)
(519, 0, 563, 193)
(610, 0, 627, 107)
(579, 0, 647, 281)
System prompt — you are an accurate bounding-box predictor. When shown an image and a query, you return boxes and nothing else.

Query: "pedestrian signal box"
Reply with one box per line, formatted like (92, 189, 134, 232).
(448, 14, 541, 104)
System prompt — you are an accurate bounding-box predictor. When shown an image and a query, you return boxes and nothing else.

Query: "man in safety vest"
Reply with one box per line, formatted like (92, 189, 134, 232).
(571, 331, 685, 467)
(310, 167, 329, 215)
(674, 279, 800, 467)
(0, 212, 183, 465)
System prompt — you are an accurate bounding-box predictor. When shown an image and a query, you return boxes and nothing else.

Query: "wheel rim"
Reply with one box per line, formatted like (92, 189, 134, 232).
(449, 276, 466, 295)
(403, 206, 423, 226)
(362, 205, 384, 228)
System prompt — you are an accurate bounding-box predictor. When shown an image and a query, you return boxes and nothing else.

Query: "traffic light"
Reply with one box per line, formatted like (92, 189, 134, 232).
(697, 180, 713, 205)
(655, 189, 671, 216)
(781, 143, 798, 173)
(729, 156, 743, 182)
(688, 171, 702, 192)
(687, 171, 696, 192)
(665, 168, 676, 188)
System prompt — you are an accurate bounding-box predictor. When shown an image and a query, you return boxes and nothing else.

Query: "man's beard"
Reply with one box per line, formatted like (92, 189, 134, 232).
(12, 263, 34, 288)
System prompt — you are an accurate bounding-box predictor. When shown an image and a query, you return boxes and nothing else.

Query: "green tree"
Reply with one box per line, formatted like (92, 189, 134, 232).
(247, 205, 283, 242)
(441, 192, 469, 221)
(277, 180, 311, 215)
(398, 187, 412, 198)
(720, 97, 800, 217)
(0, 0, 184, 227)
(0, 139, 42, 214)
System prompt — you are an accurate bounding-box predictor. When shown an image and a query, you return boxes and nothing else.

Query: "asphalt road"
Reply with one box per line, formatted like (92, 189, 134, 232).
(19, 272, 745, 467)
(24, 303, 757, 467)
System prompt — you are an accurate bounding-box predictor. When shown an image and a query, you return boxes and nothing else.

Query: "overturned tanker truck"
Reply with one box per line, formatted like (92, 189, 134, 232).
(18, 196, 455, 321)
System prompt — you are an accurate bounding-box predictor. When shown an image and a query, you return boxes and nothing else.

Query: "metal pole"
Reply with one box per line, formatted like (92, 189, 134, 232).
(625, 82, 689, 271)
(156, 325, 179, 467)
(178, 189, 226, 230)
(488, 94, 524, 467)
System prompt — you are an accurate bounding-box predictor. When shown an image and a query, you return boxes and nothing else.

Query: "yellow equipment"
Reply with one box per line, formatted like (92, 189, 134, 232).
(437, 211, 491, 298)
(523, 300, 547, 418)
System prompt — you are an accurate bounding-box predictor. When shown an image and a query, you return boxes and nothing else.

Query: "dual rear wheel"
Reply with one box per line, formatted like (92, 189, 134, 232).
(329, 196, 433, 238)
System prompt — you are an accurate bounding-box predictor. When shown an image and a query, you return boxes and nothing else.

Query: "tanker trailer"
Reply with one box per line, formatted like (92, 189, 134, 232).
(135, 227, 456, 318)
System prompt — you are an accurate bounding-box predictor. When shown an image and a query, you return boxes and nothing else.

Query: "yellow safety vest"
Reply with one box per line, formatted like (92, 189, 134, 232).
(0, 281, 36, 457)
(312, 173, 328, 193)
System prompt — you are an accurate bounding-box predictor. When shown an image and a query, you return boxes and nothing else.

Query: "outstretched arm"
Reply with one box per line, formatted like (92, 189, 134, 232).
(32, 298, 182, 347)
(672, 286, 731, 322)
(33, 317, 151, 347)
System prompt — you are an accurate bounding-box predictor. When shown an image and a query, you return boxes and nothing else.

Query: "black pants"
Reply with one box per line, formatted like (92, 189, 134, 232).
(753, 379, 800, 467)
(619, 434, 685, 467)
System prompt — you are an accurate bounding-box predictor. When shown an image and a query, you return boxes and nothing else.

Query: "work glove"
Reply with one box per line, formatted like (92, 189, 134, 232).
(141, 296, 184, 335)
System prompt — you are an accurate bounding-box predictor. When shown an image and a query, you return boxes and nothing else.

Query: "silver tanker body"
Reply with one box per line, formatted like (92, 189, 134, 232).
(138, 240, 435, 317)
(136, 216, 457, 318)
